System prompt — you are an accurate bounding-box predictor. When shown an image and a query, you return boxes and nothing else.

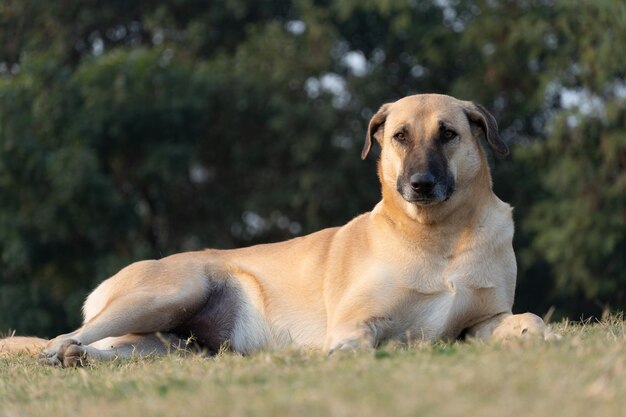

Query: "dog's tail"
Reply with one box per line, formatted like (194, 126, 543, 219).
(0, 335, 48, 357)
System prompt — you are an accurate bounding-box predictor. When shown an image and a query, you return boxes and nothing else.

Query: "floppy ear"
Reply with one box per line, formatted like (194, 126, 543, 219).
(361, 103, 391, 160)
(463, 102, 509, 157)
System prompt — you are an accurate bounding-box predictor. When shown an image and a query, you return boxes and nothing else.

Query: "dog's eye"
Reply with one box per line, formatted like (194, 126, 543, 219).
(393, 132, 407, 142)
(442, 130, 457, 141)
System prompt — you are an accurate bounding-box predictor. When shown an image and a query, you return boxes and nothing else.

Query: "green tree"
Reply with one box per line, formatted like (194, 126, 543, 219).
(0, 1, 375, 336)
(461, 0, 626, 317)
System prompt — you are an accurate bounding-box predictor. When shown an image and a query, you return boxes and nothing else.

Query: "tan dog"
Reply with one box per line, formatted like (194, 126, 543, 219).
(2, 94, 555, 366)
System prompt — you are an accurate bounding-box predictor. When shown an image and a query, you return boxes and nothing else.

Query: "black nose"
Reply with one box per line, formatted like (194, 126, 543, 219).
(409, 172, 435, 194)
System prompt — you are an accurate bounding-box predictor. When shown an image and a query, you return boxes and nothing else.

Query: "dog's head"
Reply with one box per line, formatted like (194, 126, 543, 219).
(362, 94, 507, 218)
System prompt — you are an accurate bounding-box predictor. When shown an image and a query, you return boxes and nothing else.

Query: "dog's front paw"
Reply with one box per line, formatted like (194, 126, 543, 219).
(327, 338, 363, 356)
(492, 313, 560, 341)
(326, 323, 378, 355)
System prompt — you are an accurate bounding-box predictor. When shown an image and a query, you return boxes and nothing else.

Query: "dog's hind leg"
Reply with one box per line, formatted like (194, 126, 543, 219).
(53, 333, 187, 367)
(42, 257, 211, 364)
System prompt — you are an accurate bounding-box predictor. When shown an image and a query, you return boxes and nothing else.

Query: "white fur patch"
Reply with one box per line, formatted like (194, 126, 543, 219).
(229, 277, 273, 354)
(82, 279, 115, 323)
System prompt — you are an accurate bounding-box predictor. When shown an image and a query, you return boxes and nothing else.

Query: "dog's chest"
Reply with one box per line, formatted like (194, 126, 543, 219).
(383, 257, 498, 341)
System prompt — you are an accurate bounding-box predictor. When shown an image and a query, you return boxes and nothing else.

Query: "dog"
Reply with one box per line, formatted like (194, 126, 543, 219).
(1, 94, 555, 366)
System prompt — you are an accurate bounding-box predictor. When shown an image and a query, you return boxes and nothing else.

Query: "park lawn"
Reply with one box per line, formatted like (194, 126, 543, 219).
(1, 318, 624, 417)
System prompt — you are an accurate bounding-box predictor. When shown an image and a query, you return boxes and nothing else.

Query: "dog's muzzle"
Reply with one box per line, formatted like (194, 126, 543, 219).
(397, 172, 455, 205)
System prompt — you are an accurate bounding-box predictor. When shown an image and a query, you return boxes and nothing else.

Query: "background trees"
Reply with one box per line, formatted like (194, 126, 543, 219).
(1, 0, 624, 336)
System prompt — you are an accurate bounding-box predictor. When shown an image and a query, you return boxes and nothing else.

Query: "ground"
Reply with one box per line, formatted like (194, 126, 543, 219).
(1, 317, 625, 417)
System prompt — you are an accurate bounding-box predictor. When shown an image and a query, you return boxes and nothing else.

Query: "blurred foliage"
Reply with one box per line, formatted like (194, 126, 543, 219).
(0, 0, 624, 336)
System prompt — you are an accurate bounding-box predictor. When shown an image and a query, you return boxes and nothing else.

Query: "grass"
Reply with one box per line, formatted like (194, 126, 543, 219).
(1, 318, 625, 417)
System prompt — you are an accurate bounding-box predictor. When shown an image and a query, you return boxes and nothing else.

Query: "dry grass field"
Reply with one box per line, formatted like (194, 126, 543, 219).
(1, 317, 625, 417)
